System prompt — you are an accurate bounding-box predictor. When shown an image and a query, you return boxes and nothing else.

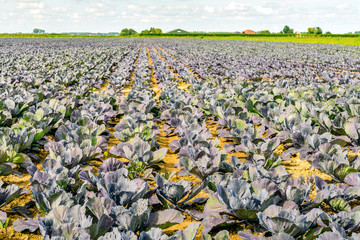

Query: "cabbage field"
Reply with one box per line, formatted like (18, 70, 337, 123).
(1, 38, 360, 240)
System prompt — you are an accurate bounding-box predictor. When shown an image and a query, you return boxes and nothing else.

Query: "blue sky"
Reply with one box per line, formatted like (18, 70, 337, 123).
(0, 0, 359, 33)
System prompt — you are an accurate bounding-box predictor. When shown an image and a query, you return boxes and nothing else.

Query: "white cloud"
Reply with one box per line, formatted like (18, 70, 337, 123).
(204, 6, 215, 14)
(224, 2, 246, 11)
(70, 13, 80, 20)
(51, 7, 68, 13)
(85, 3, 107, 13)
(127, 4, 143, 13)
(16, 2, 44, 9)
(336, 3, 349, 9)
(253, 6, 276, 15)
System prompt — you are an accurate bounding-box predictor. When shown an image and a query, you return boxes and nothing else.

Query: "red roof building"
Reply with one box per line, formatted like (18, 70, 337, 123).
(241, 29, 255, 34)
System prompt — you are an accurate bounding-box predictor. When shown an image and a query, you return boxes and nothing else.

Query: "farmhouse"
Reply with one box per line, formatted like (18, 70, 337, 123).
(167, 29, 189, 33)
(241, 29, 255, 34)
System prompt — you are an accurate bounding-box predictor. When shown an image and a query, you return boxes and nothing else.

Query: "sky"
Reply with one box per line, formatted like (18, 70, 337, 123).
(0, 0, 359, 34)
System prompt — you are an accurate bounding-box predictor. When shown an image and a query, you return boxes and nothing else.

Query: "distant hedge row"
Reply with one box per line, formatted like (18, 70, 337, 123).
(1, 33, 359, 38)
(139, 33, 298, 37)
(139, 33, 360, 38)
(317, 34, 360, 38)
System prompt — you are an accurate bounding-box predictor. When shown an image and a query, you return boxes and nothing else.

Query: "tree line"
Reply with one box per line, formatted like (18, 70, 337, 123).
(31, 27, 359, 36)
(281, 25, 328, 34)
(120, 26, 333, 36)
(120, 27, 162, 36)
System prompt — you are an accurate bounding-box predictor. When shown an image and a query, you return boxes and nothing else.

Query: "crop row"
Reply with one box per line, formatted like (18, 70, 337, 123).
(0, 38, 360, 239)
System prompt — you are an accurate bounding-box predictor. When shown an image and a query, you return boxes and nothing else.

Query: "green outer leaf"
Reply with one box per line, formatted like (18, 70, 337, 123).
(329, 197, 351, 211)
(203, 194, 228, 216)
(0, 164, 23, 177)
(235, 119, 247, 130)
(156, 191, 170, 209)
(35, 109, 44, 121)
(146, 209, 184, 229)
(344, 122, 359, 141)
(334, 164, 357, 181)
(181, 222, 201, 240)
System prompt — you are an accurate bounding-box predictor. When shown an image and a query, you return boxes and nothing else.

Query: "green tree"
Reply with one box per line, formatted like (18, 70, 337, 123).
(154, 28, 162, 34)
(282, 25, 293, 33)
(149, 27, 162, 34)
(120, 28, 137, 36)
(120, 28, 129, 36)
(141, 27, 163, 35)
(325, 31, 332, 34)
(140, 29, 150, 34)
(33, 28, 45, 34)
(149, 27, 156, 34)
(308, 27, 323, 35)
(308, 27, 317, 34)
(129, 29, 137, 35)
(316, 27, 323, 34)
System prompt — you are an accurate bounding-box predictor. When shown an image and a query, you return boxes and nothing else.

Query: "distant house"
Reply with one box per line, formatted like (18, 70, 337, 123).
(167, 29, 189, 34)
(241, 29, 255, 34)
(233, 31, 241, 34)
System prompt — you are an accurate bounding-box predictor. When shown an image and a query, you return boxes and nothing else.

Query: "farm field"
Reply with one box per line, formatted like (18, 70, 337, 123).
(205, 36, 360, 46)
(1, 38, 360, 239)
(1, 34, 360, 46)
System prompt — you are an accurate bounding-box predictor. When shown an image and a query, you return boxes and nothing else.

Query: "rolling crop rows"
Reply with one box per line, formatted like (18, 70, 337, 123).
(1, 38, 360, 239)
